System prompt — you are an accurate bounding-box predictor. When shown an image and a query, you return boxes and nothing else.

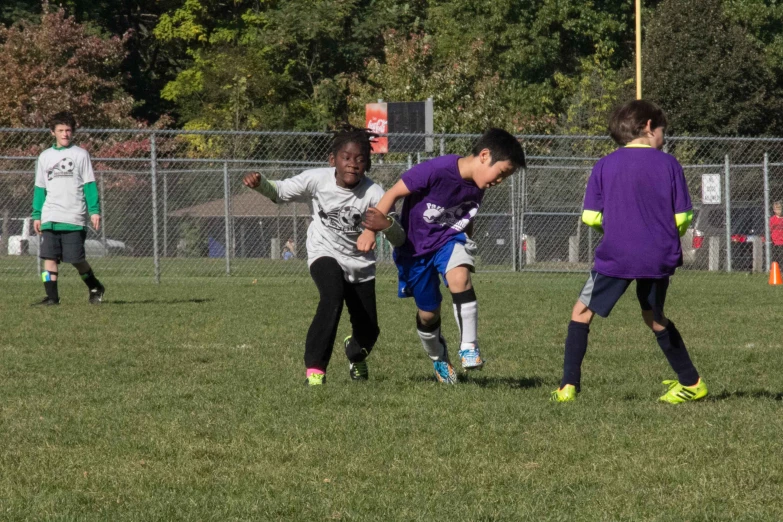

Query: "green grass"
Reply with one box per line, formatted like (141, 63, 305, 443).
(1, 272, 782, 520)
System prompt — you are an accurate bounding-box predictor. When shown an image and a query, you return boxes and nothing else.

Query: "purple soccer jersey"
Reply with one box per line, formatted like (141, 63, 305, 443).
(397, 155, 484, 257)
(583, 145, 692, 278)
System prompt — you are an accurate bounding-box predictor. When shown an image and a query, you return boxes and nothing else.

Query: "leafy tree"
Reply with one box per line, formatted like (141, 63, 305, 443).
(644, 0, 782, 135)
(0, 5, 135, 128)
(155, 0, 426, 131)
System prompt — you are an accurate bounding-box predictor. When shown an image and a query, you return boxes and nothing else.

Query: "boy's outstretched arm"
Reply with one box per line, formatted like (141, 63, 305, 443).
(243, 172, 278, 202)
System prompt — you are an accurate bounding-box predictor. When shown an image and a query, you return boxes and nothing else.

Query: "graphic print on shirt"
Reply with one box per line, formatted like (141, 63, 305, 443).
(318, 203, 363, 234)
(422, 201, 479, 232)
(47, 157, 75, 180)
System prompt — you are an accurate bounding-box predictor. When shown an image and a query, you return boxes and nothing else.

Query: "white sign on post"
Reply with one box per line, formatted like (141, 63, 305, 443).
(702, 174, 721, 204)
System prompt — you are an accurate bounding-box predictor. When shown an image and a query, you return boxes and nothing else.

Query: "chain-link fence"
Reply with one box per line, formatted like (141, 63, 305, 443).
(2, 129, 783, 280)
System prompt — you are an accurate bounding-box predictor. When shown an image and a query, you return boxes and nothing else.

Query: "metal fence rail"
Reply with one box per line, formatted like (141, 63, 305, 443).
(2, 129, 782, 280)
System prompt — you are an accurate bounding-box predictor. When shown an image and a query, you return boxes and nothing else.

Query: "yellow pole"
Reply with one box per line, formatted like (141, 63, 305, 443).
(635, 0, 642, 99)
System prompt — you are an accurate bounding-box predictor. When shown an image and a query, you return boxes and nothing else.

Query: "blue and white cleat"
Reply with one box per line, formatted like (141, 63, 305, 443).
(433, 360, 458, 384)
(459, 346, 485, 371)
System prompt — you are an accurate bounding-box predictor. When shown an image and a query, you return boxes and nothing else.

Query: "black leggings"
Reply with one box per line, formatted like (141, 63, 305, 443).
(305, 257, 380, 371)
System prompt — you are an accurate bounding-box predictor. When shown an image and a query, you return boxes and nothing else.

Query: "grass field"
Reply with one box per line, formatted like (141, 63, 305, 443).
(1, 272, 782, 521)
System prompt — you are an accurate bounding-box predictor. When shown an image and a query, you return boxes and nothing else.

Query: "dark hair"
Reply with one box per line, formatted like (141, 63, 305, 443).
(331, 123, 377, 171)
(471, 128, 526, 169)
(48, 111, 77, 131)
(608, 100, 668, 145)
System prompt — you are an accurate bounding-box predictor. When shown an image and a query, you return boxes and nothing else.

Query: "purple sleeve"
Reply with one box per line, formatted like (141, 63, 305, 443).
(583, 163, 603, 211)
(671, 159, 692, 213)
(401, 162, 434, 193)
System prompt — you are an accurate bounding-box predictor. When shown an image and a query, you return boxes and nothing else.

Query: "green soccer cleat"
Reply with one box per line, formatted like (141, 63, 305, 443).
(659, 378, 708, 404)
(550, 384, 578, 402)
(349, 361, 369, 381)
(305, 373, 326, 386)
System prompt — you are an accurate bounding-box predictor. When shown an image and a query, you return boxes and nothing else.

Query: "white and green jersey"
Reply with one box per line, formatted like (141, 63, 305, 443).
(273, 168, 384, 283)
(34, 145, 96, 227)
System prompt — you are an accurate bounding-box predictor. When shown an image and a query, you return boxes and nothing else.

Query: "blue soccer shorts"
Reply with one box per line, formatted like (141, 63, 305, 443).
(578, 270, 670, 322)
(394, 234, 477, 312)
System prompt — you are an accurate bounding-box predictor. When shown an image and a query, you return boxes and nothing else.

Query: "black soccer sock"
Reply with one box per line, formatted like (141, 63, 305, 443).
(42, 271, 59, 301)
(80, 270, 102, 291)
(655, 321, 699, 386)
(561, 320, 590, 389)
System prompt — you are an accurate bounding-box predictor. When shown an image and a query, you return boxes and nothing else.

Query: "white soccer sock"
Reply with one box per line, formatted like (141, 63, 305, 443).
(416, 318, 446, 361)
(452, 291, 478, 351)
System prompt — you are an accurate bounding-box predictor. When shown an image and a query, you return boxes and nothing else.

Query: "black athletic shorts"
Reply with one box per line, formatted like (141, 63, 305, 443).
(39, 230, 87, 264)
(578, 270, 669, 322)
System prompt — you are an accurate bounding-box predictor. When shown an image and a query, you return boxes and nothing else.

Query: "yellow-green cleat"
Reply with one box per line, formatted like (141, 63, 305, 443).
(659, 378, 708, 404)
(550, 384, 578, 402)
(305, 373, 326, 386)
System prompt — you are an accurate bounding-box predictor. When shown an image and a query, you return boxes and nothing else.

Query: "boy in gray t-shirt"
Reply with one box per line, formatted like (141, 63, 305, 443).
(31, 112, 105, 305)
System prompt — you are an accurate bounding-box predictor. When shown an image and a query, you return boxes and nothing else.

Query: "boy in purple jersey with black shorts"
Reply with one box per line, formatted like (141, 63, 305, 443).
(551, 100, 708, 404)
(361, 129, 525, 384)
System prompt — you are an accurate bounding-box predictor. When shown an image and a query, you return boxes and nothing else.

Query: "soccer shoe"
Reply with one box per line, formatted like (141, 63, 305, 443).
(349, 361, 369, 381)
(659, 378, 708, 404)
(305, 373, 326, 386)
(458, 346, 485, 371)
(550, 384, 578, 402)
(89, 284, 105, 305)
(432, 360, 457, 384)
(31, 297, 60, 306)
(344, 336, 369, 381)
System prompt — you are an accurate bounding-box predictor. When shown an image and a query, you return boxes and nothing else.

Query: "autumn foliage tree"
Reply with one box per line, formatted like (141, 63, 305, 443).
(0, 4, 135, 128)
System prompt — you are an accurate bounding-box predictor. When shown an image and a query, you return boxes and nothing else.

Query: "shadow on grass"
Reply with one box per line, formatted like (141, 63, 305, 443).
(409, 374, 546, 389)
(109, 298, 213, 305)
(710, 390, 783, 401)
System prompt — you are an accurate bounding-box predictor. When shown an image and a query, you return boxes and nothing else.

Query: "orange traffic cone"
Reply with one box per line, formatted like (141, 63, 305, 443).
(770, 261, 782, 285)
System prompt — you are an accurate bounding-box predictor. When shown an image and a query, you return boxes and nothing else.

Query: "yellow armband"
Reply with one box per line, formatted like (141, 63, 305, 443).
(582, 209, 604, 234)
(674, 210, 693, 237)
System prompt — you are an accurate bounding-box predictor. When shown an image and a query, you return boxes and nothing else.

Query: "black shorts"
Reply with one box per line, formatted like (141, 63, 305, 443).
(39, 230, 87, 264)
(578, 270, 669, 322)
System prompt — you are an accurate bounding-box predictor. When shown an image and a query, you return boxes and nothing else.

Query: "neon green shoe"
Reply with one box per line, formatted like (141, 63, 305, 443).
(659, 378, 708, 404)
(550, 384, 578, 402)
(305, 373, 326, 386)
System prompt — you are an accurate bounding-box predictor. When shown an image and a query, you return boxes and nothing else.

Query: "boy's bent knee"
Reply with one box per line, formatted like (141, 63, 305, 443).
(417, 308, 440, 326)
(445, 265, 472, 293)
(571, 300, 594, 324)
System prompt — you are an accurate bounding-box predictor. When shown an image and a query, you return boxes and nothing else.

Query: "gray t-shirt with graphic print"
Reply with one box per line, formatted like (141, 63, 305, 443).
(273, 168, 384, 283)
(35, 145, 96, 227)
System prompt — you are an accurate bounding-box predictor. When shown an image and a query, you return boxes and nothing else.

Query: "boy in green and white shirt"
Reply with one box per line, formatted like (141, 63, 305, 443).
(31, 112, 105, 305)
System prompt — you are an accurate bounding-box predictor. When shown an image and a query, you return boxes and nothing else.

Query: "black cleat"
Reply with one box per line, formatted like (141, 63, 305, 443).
(32, 297, 60, 306)
(89, 285, 105, 305)
(349, 360, 369, 381)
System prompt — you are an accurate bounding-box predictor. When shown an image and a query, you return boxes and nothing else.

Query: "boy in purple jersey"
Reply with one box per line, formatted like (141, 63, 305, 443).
(361, 129, 525, 383)
(551, 100, 708, 404)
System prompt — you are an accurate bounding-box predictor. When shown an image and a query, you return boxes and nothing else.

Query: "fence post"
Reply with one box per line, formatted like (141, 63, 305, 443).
(151, 133, 160, 283)
(519, 164, 526, 270)
(764, 152, 771, 272)
(163, 168, 168, 257)
(223, 161, 231, 276)
(99, 172, 107, 251)
(439, 134, 445, 156)
(724, 154, 732, 273)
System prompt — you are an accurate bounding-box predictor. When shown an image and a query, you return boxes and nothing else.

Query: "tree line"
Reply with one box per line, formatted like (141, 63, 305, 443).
(2, 0, 783, 136)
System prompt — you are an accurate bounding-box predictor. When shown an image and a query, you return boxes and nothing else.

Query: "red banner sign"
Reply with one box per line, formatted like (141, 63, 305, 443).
(365, 103, 388, 153)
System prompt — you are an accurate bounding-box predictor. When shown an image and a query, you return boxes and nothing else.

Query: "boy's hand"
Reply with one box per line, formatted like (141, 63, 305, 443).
(362, 207, 390, 231)
(243, 172, 262, 189)
(33, 220, 41, 235)
(357, 229, 377, 253)
(91, 214, 101, 232)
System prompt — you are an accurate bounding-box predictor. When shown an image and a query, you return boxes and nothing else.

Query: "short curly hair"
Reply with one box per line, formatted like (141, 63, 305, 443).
(331, 123, 377, 171)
